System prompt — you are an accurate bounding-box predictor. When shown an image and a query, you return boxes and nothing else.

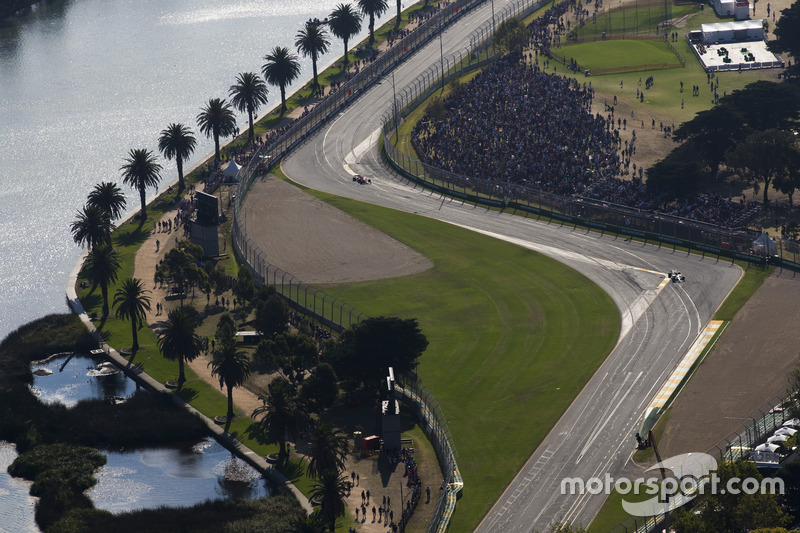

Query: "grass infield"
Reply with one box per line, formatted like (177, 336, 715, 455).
(560, 39, 679, 71)
(301, 190, 620, 531)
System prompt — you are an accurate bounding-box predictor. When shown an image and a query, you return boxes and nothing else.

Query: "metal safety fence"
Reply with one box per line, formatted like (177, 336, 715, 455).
(395, 372, 461, 533)
(608, 395, 796, 533)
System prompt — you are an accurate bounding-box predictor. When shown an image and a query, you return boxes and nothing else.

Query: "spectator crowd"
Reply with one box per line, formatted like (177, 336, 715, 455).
(410, 55, 759, 228)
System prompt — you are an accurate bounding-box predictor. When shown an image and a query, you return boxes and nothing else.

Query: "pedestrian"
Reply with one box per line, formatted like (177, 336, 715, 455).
(361, 490, 365, 503)
(426, 486, 431, 503)
(372, 506, 376, 521)
(356, 473, 359, 486)
(366, 489, 370, 503)
(390, 509, 394, 523)
(155, 239, 160, 252)
(379, 507, 383, 522)
(355, 507, 359, 521)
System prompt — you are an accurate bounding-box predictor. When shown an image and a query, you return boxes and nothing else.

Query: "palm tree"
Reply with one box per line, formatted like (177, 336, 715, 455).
(85, 243, 120, 318)
(395, 0, 401, 28)
(262, 46, 301, 115)
(295, 22, 331, 90)
(70, 204, 113, 250)
(251, 376, 305, 463)
(120, 148, 162, 222)
(158, 123, 197, 191)
(113, 277, 151, 352)
(87, 181, 127, 222)
(197, 98, 237, 164)
(157, 305, 204, 386)
(358, 0, 388, 44)
(307, 422, 348, 480)
(229, 72, 269, 145)
(209, 339, 252, 425)
(291, 514, 327, 533)
(309, 469, 349, 532)
(328, 4, 362, 67)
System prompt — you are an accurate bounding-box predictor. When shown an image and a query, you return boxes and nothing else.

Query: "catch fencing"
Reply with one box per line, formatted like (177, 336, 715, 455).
(608, 395, 796, 533)
(395, 372, 461, 533)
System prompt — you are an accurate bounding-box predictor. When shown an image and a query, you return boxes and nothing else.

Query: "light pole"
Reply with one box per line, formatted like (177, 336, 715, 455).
(439, 17, 445, 92)
(392, 72, 399, 144)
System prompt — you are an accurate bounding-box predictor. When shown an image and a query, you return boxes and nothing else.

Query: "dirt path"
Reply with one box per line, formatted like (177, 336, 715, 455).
(131, 191, 264, 418)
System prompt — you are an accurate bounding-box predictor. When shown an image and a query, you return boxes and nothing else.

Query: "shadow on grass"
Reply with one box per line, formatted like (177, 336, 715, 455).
(115, 226, 151, 247)
(176, 386, 199, 403)
(277, 457, 305, 482)
(79, 292, 103, 313)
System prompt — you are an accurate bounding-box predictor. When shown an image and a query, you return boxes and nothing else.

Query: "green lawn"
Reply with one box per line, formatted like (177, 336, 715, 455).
(300, 191, 620, 531)
(560, 39, 679, 70)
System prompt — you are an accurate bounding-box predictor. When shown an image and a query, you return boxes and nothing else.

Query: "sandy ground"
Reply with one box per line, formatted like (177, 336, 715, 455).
(242, 176, 432, 284)
(658, 268, 800, 458)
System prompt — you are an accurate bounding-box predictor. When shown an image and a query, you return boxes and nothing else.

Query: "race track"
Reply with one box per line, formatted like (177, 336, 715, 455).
(243, 1, 743, 530)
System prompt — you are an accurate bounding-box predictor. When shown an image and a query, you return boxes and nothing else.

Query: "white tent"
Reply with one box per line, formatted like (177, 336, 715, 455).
(223, 160, 242, 182)
(755, 443, 780, 452)
(744, 19, 764, 39)
(783, 418, 800, 429)
(768, 434, 790, 444)
(775, 427, 797, 437)
(713, 0, 735, 16)
(752, 232, 778, 256)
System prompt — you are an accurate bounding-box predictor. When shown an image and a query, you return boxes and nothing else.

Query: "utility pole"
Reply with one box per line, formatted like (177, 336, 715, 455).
(439, 17, 445, 92)
(391, 72, 399, 144)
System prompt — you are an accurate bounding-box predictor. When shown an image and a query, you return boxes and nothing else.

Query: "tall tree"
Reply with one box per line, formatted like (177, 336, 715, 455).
(157, 305, 204, 386)
(774, 145, 800, 207)
(229, 72, 269, 145)
(252, 376, 305, 463)
(197, 98, 237, 164)
(671, 461, 789, 533)
(328, 3, 362, 66)
(70, 204, 113, 250)
(158, 123, 197, 191)
(301, 362, 339, 413)
(255, 293, 288, 340)
(86, 181, 127, 222)
(209, 339, 252, 425)
(262, 46, 301, 115)
(327, 316, 428, 389)
(673, 105, 747, 175)
(720, 81, 800, 132)
(295, 22, 331, 90)
(84, 243, 120, 318)
(306, 422, 348, 480)
(357, 0, 388, 44)
(120, 148, 162, 222)
(309, 469, 349, 532)
(113, 277, 151, 352)
(725, 129, 796, 205)
(768, 0, 800, 73)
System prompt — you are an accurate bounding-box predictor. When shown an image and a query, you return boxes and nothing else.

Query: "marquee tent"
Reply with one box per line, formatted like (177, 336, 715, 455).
(223, 160, 241, 182)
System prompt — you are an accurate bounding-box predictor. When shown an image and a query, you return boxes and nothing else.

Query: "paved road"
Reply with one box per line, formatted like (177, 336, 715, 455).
(246, 1, 744, 530)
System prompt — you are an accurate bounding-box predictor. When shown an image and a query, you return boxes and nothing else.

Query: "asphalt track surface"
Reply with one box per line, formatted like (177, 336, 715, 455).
(248, 2, 744, 530)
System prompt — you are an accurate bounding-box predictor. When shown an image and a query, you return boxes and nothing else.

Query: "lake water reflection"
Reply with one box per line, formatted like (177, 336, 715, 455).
(0, 442, 39, 533)
(30, 353, 138, 407)
(88, 438, 271, 513)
